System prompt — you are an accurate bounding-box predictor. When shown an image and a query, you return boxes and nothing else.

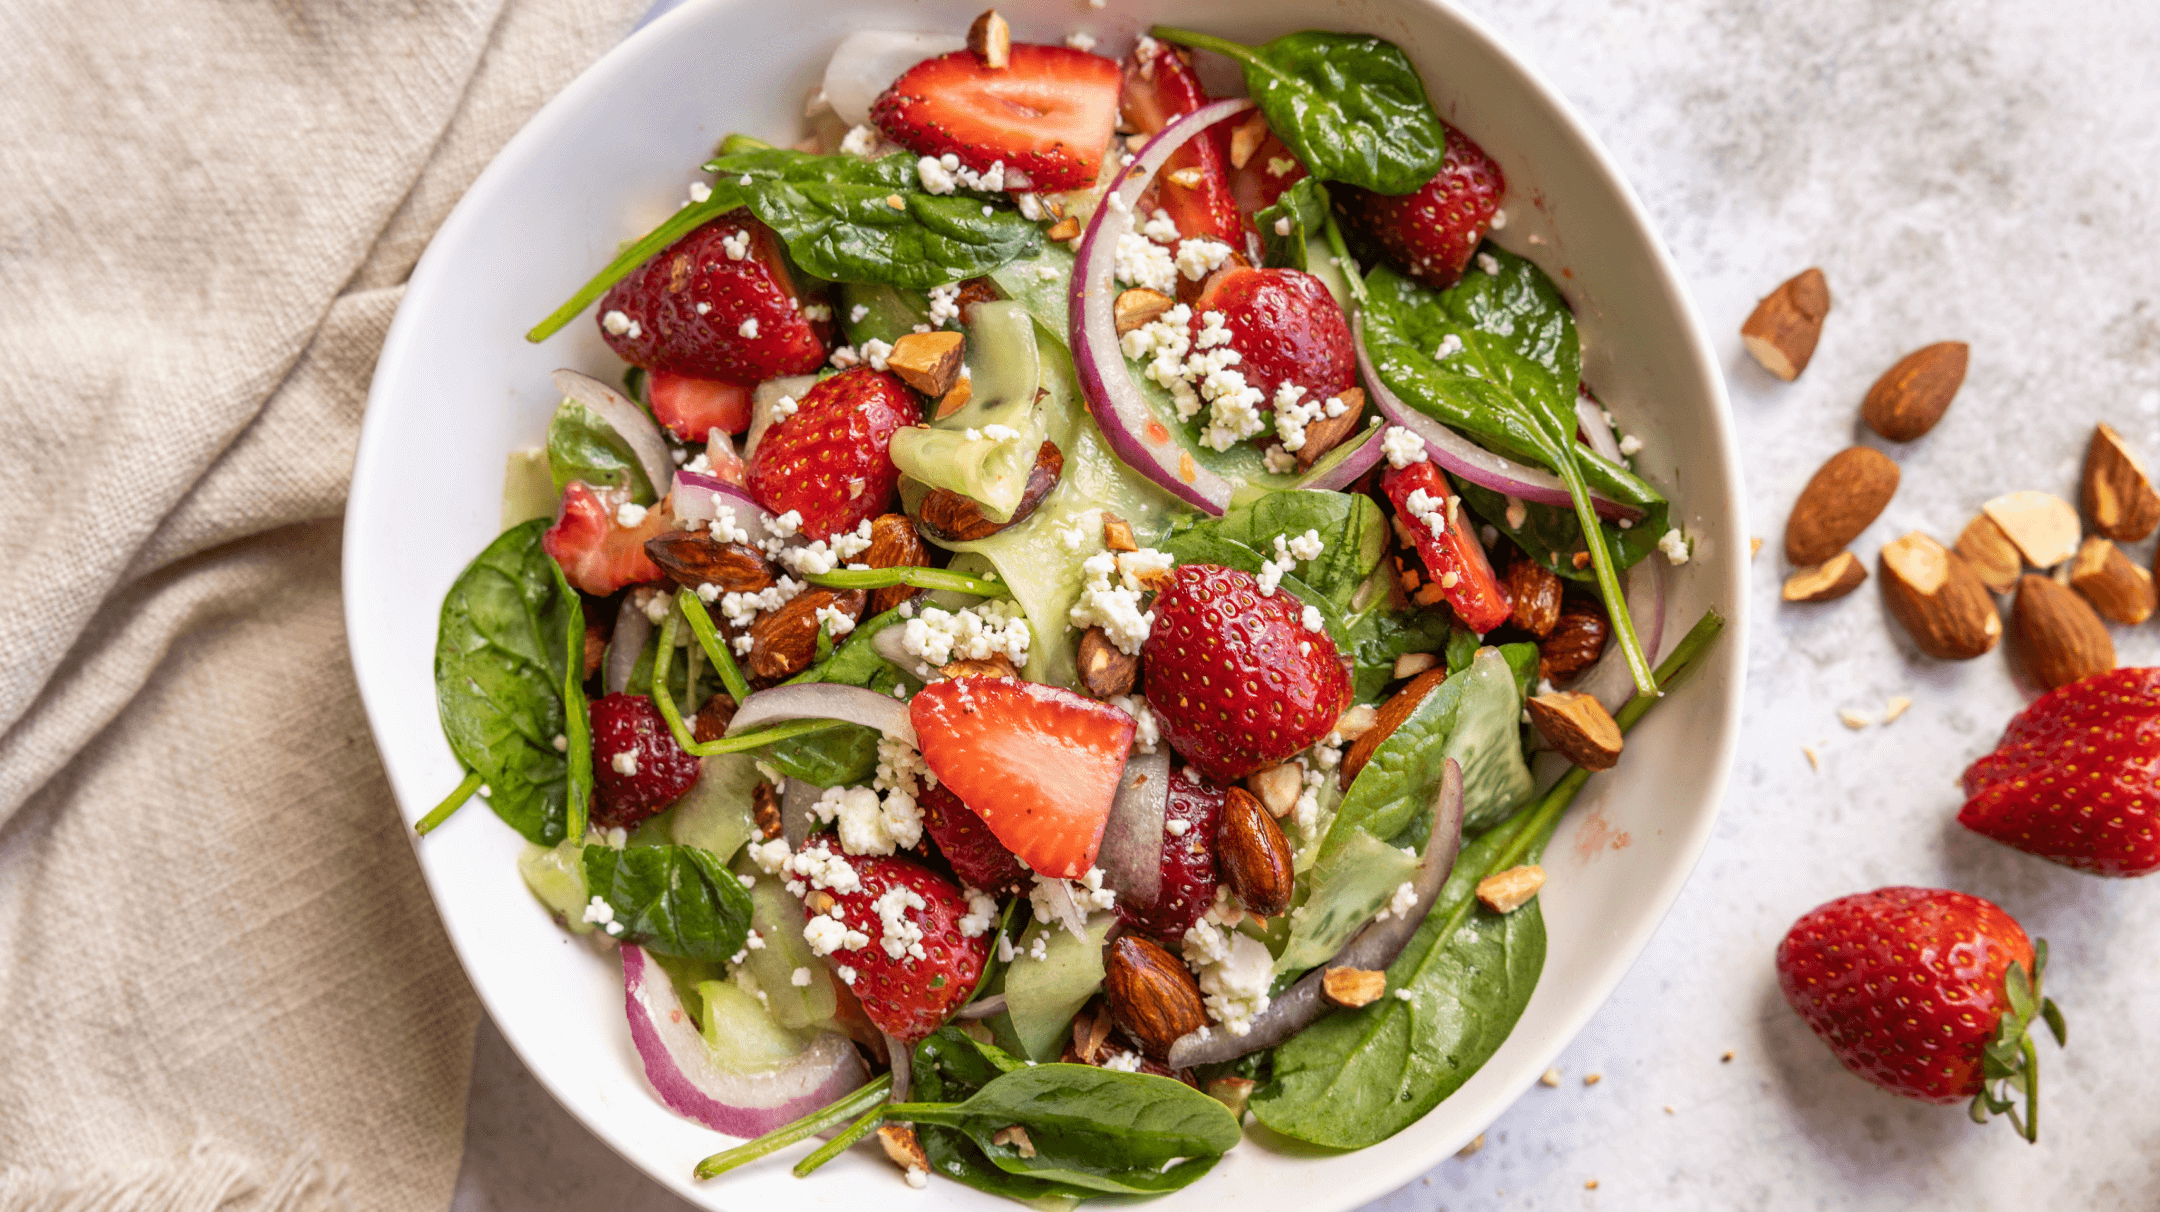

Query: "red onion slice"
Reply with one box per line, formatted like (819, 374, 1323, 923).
(671, 470, 775, 545)
(1574, 395, 1623, 465)
(621, 945, 867, 1138)
(727, 683, 918, 748)
(781, 778, 822, 849)
(1096, 752, 1169, 912)
(1295, 422, 1387, 492)
(1068, 97, 1255, 516)
(1569, 556, 1668, 714)
(957, 992, 1006, 1020)
(553, 369, 677, 505)
(822, 30, 965, 127)
(606, 596, 652, 698)
(1354, 327, 1643, 523)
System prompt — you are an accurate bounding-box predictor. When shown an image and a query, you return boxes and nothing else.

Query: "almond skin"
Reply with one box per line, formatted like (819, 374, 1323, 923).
(1506, 552, 1565, 636)
(2014, 573, 2114, 690)
(1076, 627, 1137, 698)
(1955, 514, 2024, 594)
(1321, 967, 1388, 1008)
(1294, 387, 1366, 472)
(1216, 786, 1294, 917)
(1861, 341, 1967, 441)
(644, 534, 777, 594)
(916, 440, 1063, 542)
(1102, 935, 1207, 1059)
(1526, 691, 1623, 771)
(746, 588, 866, 683)
(1476, 864, 1546, 914)
(965, 8, 1010, 69)
(859, 513, 929, 615)
(2082, 422, 2160, 541)
(1879, 533, 2000, 660)
(1538, 599, 1609, 683)
(1339, 667, 1448, 788)
(1741, 267, 1831, 381)
(885, 331, 966, 397)
(1786, 446, 1899, 566)
(2071, 537, 2156, 624)
(1781, 551, 1867, 602)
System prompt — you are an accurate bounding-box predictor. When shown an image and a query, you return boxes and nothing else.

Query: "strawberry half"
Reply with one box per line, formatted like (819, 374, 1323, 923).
(871, 45, 1122, 192)
(796, 850, 989, 1044)
(920, 781, 1031, 894)
(596, 212, 832, 383)
(1189, 266, 1356, 405)
(1228, 124, 1309, 219)
(1381, 462, 1511, 634)
(647, 371, 752, 443)
(589, 692, 702, 828)
(910, 678, 1136, 880)
(745, 367, 920, 541)
(1114, 764, 1223, 941)
(543, 481, 671, 596)
(1143, 564, 1352, 784)
(1959, 666, 2160, 877)
(1776, 886, 2062, 1133)
(1333, 122, 1505, 290)
(1121, 40, 1241, 245)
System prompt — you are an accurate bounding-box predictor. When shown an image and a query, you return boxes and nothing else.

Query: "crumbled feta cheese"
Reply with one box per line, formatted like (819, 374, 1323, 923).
(1099, 1050, 1144, 1072)
(1382, 425, 1428, 468)
(849, 303, 870, 324)
(1262, 444, 1297, 474)
(1069, 549, 1171, 654)
(871, 882, 931, 960)
(720, 229, 751, 261)
(582, 896, 616, 927)
(839, 124, 882, 158)
(768, 510, 803, 539)
(1618, 433, 1644, 457)
(1064, 31, 1097, 51)
(1659, 527, 1692, 565)
(959, 888, 999, 938)
(1477, 252, 1501, 276)
(782, 842, 864, 897)
(981, 423, 1021, 442)
(770, 394, 799, 422)
(926, 281, 963, 328)
(790, 967, 813, 987)
(828, 344, 860, 369)
(1433, 333, 1464, 360)
(1405, 488, 1448, 536)
(738, 317, 759, 338)
(1372, 880, 1421, 922)
(688, 181, 712, 204)
(803, 913, 871, 956)
(901, 600, 1032, 666)
(1285, 529, 1323, 562)
(552, 734, 568, 752)
(1490, 208, 1508, 230)
(1140, 208, 1181, 245)
(835, 964, 858, 986)
(859, 338, 893, 371)
(611, 750, 639, 776)
(1301, 604, 1324, 633)
(1113, 231, 1178, 294)
(1165, 819, 1189, 837)
(748, 838, 790, 875)
(1273, 215, 1293, 237)
(815, 604, 856, 637)
(1174, 237, 1234, 281)
(601, 310, 632, 335)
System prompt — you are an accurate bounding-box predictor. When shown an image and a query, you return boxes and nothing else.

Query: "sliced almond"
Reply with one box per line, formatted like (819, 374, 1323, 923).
(934, 375, 973, 419)
(1955, 513, 2023, 594)
(1392, 651, 1438, 680)
(1046, 215, 1081, 242)
(1527, 691, 1623, 771)
(1861, 341, 1967, 441)
(1246, 762, 1302, 819)
(2070, 536, 2156, 624)
(1228, 112, 1269, 170)
(1114, 287, 1176, 334)
(1321, 967, 1388, 1008)
(991, 1125, 1036, 1158)
(1781, 551, 1867, 602)
(1879, 533, 2000, 660)
(1077, 627, 1137, 698)
(1334, 703, 1379, 741)
(1982, 490, 2081, 569)
(1785, 446, 1899, 566)
(1207, 1075, 1255, 1120)
(2014, 573, 2114, 690)
(1740, 267, 1831, 381)
(1476, 864, 1546, 914)
(1102, 513, 1138, 552)
(1295, 388, 1366, 472)
(886, 331, 966, 397)
(877, 1124, 929, 1177)
(2082, 422, 2160, 541)
(965, 9, 1011, 68)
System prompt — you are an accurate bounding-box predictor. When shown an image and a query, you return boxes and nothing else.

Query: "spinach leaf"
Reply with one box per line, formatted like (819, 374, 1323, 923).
(546, 399, 655, 503)
(1255, 178, 1331, 270)
(434, 520, 579, 845)
(1457, 479, 1669, 584)
(547, 560, 592, 842)
(760, 608, 912, 787)
(1150, 28, 1446, 195)
(896, 1065, 1240, 1195)
(581, 844, 753, 963)
(839, 282, 933, 346)
(1253, 821, 1544, 1148)
(911, 1031, 1089, 1208)
(1345, 605, 1453, 703)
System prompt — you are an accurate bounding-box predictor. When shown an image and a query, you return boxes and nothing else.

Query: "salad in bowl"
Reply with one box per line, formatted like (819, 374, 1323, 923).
(418, 9, 1723, 1201)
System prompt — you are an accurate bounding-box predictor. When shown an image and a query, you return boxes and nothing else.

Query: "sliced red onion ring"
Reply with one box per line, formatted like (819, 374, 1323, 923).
(747, 375, 819, 463)
(1570, 556, 1668, 714)
(671, 469, 774, 545)
(1296, 422, 1387, 492)
(1354, 327, 1643, 524)
(1574, 395, 1623, 465)
(606, 597, 652, 697)
(553, 369, 676, 505)
(781, 778, 822, 849)
(957, 992, 1007, 1020)
(1096, 752, 1169, 913)
(1068, 97, 1255, 516)
(1167, 759, 1464, 1069)
(884, 1030, 913, 1107)
(821, 30, 966, 126)
(621, 945, 867, 1138)
(727, 683, 918, 747)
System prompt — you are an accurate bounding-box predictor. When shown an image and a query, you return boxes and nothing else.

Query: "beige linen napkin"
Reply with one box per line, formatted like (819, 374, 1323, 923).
(0, 0, 641, 1207)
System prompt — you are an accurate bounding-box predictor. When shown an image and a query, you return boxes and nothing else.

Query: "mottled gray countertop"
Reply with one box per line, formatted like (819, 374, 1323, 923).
(452, 0, 2160, 1206)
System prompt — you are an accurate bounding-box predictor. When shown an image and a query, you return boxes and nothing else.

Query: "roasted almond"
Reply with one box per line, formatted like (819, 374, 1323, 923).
(1228, 111, 1269, 170)
(1527, 691, 1623, 771)
(1207, 1075, 1255, 1119)
(2070, 536, 2155, 624)
(644, 534, 777, 594)
(583, 625, 607, 679)
(1077, 627, 1138, 698)
(935, 376, 973, 419)
(1781, 551, 1867, 602)
(2081, 422, 2160, 541)
(1476, 864, 1546, 914)
(1102, 513, 1138, 552)
(750, 779, 783, 840)
(1216, 786, 1294, 917)
(917, 440, 1063, 542)
(1955, 513, 2024, 594)
(1506, 553, 1565, 636)
(746, 588, 866, 682)
(1102, 934, 1207, 1059)
(1879, 533, 2000, 660)
(860, 513, 928, 615)
(1539, 599, 1610, 683)
(940, 654, 1020, 680)
(886, 331, 966, 397)
(1393, 651, 1438, 680)
(1321, 967, 1388, 1008)
(1983, 490, 2080, 569)
(1740, 267, 1831, 381)
(1785, 446, 1899, 566)
(2014, 573, 2113, 690)
(1294, 388, 1366, 472)
(877, 1123, 929, 1177)
(1340, 667, 1449, 788)
(692, 692, 739, 744)
(1114, 288, 1176, 334)
(1046, 215, 1081, 242)
(965, 8, 1010, 68)
(1861, 341, 1967, 441)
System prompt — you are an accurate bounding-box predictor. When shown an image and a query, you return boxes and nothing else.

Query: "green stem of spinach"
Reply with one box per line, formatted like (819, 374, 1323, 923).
(803, 566, 1011, 598)
(415, 770, 483, 835)
(1150, 26, 1265, 72)
(650, 610, 846, 756)
(1555, 456, 1657, 696)
(791, 1098, 891, 1178)
(527, 199, 732, 343)
(678, 591, 753, 704)
(1322, 211, 1368, 304)
(693, 1073, 893, 1180)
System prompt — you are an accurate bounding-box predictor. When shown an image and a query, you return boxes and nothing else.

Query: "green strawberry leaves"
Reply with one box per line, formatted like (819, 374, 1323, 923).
(1968, 938, 2066, 1143)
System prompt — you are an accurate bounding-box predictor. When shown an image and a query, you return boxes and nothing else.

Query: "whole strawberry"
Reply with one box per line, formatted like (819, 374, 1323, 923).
(596, 212, 833, 383)
(1115, 763, 1223, 940)
(1188, 266, 1356, 405)
(588, 693, 702, 828)
(745, 367, 921, 540)
(919, 781, 1031, 894)
(1959, 666, 2160, 877)
(791, 848, 990, 1044)
(1334, 122, 1504, 290)
(1776, 886, 2063, 1138)
(1143, 563, 1351, 783)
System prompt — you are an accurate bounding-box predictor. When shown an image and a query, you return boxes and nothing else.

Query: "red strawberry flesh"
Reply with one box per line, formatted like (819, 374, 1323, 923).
(871, 45, 1122, 192)
(745, 366, 920, 541)
(647, 371, 752, 442)
(588, 692, 702, 828)
(544, 481, 670, 596)
(920, 781, 1032, 893)
(1381, 462, 1512, 634)
(796, 850, 988, 1044)
(596, 212, 831, 383)
(1114, 763, 1223, 940)
(1121, 41, 1241, 245)
(1958, 666, 2160, 877)
(1189, 266, 1356, 405)
(1334, 122, 1504, 290)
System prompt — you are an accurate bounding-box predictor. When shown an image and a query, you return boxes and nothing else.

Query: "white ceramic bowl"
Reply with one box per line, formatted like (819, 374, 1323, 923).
(345, 0, 1747, 1206)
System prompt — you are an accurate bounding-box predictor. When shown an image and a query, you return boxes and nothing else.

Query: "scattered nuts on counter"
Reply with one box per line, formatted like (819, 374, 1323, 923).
(1740, 267, 1831, 381)
(2081, 422, 2160, 541)
(2069, 536, 2157, 624)
(1879, 533, 2000, 660)
(1781, 551, 1867, 602)
(1954, 513, 2025, 594)
(2013, 573, 2114, 690)
(1861, 341, 1968, 441)
(1981, 490, 2081, 569)
(1786, 446, 1900, 566)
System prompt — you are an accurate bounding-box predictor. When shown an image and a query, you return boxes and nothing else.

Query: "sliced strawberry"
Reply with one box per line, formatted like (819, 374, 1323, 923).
(920, 781, 1031, 893)
(1958, 667, 2160, 877)
(647, 371, 751, 443)
(1122, 41, 1241, 246)
(910, 678, 1136, 880)
(589, 693, 702, 828)
(1143, 564, 1352, 783)
(596, 212, 833, 383)
(543, 481, 671, 596)
(871, 45, 1122, 192)
(745, 367, 920, 540)
(1381, 462, 1512, 634)
(1228, 125, 1309, 220)
(1114, 764, 1222, 941)
(1334, 123, 1504, 290)
(1189, 266, 1356, 405)
(791, 849, 989, 1043)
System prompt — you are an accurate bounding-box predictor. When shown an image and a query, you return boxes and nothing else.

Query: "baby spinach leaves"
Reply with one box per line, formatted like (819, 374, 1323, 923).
(433, 519, 580, 845)
(1151, 28, 1446, 195)
(1256, 178, 1331, 270)
(1457, 478, 1668, 585)
(546, 398, 655, 502)
(581, 843, 753, 963)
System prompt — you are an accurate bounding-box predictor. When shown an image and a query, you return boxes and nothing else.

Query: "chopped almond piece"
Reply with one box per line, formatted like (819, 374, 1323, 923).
(1102, 513, 1138, 552)
(966, 9, 1010, 69)
(886, 331, 966, 397)
(1321, 967, 1388, 1008)
(1477, 864, 1546, 914)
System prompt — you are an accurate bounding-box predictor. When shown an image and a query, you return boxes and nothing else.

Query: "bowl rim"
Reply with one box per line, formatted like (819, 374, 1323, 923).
(345, 0, 1748, 1205)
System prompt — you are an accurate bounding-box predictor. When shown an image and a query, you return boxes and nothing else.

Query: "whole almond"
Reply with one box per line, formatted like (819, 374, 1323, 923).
(1102, 935, 1207, 1059)
(1955, 513, 2024, 594)
(746, 588, 866, 682)
(965, 9, 1010, 68)
(1216, 786, 1294, 917)
(644, 534, 777, 594)
(692, 692, 739, 744)
(1781, 551, 1867, 602)
(1506, 553, 1565, 636)
(1861, 341, 1968, 441)
(1879, 533, 2000, 660)
(1294, 387, 1366, 472)
(1982, 490, 2081, 569)
(1527, 691, 1624, 771)
(917, 440, 1063, 542)
(2081, 422, 2160, 541)
(1076, 627, 1138, 698)
(860, 513, 928, 615)
(1741, 267, 1831, 381)
(1538, 599, 1610, 683)
(1786, 447, 1899, 566)
(1340, 667, 1448, 788)
(2013, 573, 2113, 690)
(2070, 537, 2156, 625)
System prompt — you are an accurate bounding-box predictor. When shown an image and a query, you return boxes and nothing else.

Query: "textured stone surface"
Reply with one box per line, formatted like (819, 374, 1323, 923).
(454, 1, 2160, 1207)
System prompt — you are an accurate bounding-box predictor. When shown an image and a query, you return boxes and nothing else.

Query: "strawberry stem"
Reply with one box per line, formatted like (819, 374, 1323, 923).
(678, 591, 754, 704)
(693, 1073, 892, 1180)
(803, 566, 1012, 598)
(415, 770, 483, 835)
(792, 1098, 892, 1177)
